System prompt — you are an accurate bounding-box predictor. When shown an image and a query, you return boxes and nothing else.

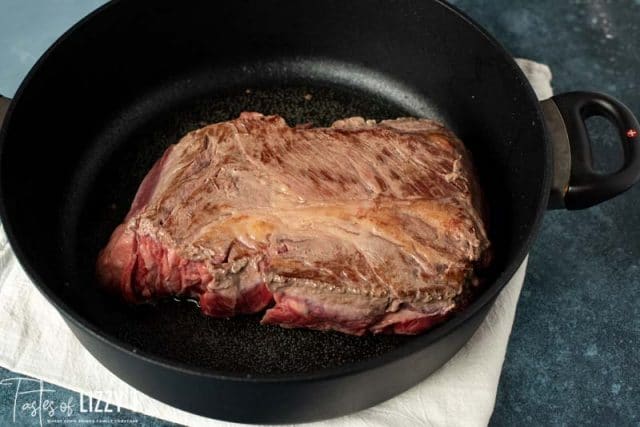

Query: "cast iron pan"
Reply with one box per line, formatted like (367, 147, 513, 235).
(0, 0, 639, 423)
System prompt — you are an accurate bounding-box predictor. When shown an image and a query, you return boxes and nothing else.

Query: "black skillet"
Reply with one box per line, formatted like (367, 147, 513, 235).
(1, 0, 639, 423)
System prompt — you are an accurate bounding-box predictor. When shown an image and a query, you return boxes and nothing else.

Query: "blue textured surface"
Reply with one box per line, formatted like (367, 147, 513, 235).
(0, 1, 638, 425)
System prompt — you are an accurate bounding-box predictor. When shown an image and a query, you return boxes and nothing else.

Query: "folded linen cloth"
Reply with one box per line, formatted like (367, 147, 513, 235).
(0, 58, 552, 427)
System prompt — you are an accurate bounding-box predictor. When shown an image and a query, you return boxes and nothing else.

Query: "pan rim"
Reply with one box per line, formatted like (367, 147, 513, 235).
(0, 0, 552, 383)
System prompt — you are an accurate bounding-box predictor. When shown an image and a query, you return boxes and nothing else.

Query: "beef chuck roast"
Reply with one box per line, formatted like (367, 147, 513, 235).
(96, 112, 490, 335)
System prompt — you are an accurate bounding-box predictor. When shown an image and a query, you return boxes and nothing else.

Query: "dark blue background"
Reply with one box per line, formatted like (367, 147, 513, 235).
(1, 1, 638, 425)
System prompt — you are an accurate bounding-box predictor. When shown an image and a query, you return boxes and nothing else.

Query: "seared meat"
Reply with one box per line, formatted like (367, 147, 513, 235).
(97, 112, 490, 335)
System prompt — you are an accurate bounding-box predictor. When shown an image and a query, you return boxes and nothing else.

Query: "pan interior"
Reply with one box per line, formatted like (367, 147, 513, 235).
(56, 66, 505, 375)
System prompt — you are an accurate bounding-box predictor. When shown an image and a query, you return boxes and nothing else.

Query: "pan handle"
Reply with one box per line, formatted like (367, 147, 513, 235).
(0, 95, 10, 128)
(542, 91, 640, 210)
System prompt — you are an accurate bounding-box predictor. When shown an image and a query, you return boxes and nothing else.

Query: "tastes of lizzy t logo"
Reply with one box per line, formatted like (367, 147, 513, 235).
(0, 376, 125, 426)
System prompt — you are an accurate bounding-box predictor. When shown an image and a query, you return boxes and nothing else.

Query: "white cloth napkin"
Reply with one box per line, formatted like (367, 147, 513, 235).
(0, 59, 551, 427)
